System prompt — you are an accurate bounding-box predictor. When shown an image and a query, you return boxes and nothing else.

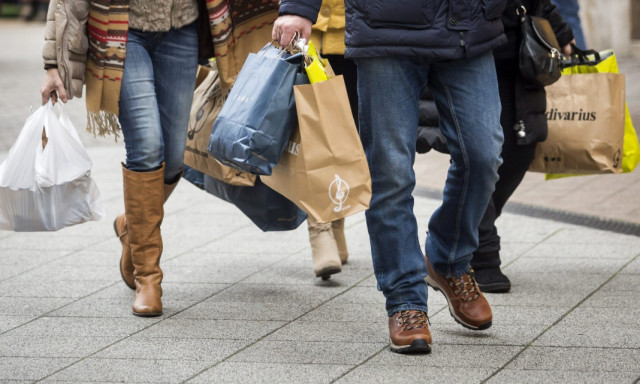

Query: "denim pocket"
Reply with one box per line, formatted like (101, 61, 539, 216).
(365, 0, 439, 30)
(482, 0, 508, 20)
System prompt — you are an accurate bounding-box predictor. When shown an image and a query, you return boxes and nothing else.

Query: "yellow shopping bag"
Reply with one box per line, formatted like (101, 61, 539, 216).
(544, 49, 640, 179)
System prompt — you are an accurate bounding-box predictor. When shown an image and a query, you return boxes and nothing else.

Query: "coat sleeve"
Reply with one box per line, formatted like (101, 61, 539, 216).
(42, 0, 58, 67)
(540, 0, 574, 47)
(279, 0, 323, 24)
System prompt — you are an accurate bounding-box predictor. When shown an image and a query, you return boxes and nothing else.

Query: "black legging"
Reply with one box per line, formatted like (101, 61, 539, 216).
(473, 59, 537, 267)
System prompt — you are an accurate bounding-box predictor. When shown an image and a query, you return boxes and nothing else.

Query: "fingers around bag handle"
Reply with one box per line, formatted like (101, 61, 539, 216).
(566, 43, 601, 66)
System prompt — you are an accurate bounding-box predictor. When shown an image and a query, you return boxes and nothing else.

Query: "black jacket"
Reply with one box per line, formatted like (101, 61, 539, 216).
(279, 0, 508, 60)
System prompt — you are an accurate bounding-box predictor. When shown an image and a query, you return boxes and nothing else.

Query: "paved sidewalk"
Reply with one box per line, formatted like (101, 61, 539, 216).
(1, 19, 640, 383)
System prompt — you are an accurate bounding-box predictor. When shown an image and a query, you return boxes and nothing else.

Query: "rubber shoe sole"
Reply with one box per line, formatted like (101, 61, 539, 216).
(316, 265, 342, 280)
(476, 281, 511, 293)
(426, 276, 492, 331)
(389, 338, 432, 354)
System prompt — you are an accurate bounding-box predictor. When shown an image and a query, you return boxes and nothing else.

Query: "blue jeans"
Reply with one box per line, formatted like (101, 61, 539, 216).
(355, 53, 503, 316)
(551, 0, 586, 49)
(118, 23, 198, 183)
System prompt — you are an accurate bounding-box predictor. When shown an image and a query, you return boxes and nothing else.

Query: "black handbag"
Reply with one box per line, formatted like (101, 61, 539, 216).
(516, 1, 562, 87)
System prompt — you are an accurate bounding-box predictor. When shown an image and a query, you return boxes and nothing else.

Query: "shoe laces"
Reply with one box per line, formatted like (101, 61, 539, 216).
(397, 310, 429, 331)
(448, 270, 480, 302)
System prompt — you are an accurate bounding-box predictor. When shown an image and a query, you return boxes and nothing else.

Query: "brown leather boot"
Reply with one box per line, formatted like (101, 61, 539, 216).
(122, 164, 165, 317)
(425, 256, 492, 330)
(307, 216, 341, 280)
(331, 218, 348, 264)
(115, 170, 183, 290)
(388, 310, 432, 354)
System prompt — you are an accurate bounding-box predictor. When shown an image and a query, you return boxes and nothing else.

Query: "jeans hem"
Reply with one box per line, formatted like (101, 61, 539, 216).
(386, 304, 429, 318)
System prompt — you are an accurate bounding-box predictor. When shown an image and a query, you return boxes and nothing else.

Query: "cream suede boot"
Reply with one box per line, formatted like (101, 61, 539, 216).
(308, 216, 342, 280)
(331, 218, 349, 264)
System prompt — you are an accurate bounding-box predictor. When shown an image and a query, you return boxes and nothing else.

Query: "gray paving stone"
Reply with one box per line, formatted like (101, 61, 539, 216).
(46, 297, 198, 318)
(0, 357, 76, 381)
(506, 346, 640, 373)
(90, 282, 229, 302)
(55, 249, 119, 267)
(175, 300, 312, 321)
(524, 242, 639, 259)
(544, 228, 640, 246)
(621, 257, 640, 274)
(600, 274, 640, 291)
(7, 316, 156, 338)
(0, 316, 34, 334)
(337, 366, 495, 384)
(138, 318, 285, 340)
(0, 265, 34, 280)
(486, 369, 639, 384)
(162, 251, 288, 268)
(298, 302, 388, 323)
(42, 358, 212, 383)
(582, 289, 638, 308)
(0, 297, 73, 317)
(94, 336, 247, 362)
(187, 362, 352, 384)
(0, 249, 69, 267)
(265, 320, 388, 343)
(207, 283, 346, 306)
(228, 340, 386, 365)
(161, 264, 265, 284)
(328, 286, 385, 305)
(241, 265, 373, 286)
(192, 228, 309, 255)
(427, 323, 545, 346)
(558, 307, 640, 328)
(0, 234, 109, 252)
(367, 344, 520, 368)
(16, 264, 118, 282)
(0, 278, 115, 299)
(534, 323, 640, 348)
(433, 305, 568, 327)
(0, 335, 121, 358)
(504, 256, 628, 275)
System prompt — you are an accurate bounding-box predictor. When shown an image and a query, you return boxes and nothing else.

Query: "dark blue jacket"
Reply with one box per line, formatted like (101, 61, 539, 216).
(279, 0, 508, 60)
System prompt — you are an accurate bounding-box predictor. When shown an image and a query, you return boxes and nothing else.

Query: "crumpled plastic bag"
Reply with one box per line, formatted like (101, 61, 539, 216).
(0, 102, 104, 231)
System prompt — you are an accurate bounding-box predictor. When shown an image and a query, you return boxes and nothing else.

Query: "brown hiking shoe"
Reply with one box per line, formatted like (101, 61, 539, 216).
(425, 257, 492, 330)
(388, 310, 432, 354)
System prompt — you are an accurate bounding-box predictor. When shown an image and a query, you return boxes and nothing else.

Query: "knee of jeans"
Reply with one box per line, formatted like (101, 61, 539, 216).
(126, 146, 164, 172)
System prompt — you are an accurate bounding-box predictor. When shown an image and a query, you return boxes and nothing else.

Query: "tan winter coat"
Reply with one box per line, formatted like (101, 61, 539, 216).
(42, 0, 90, 100)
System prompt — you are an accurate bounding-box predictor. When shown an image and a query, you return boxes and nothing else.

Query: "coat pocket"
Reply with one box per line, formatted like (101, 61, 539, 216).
(365, 0, 439, 30)
(482, 0, 507, 20)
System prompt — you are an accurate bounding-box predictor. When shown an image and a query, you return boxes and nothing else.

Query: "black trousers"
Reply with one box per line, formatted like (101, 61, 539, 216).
(325, 54, 359, 130)
(472, 60, 537, 268)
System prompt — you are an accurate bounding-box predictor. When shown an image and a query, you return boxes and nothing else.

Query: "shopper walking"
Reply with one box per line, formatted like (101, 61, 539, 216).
(40, 0, 222, 317)
(273, 0, 506, 354)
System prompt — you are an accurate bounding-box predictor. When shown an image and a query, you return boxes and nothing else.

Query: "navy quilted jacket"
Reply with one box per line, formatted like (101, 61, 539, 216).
(279, 0, 508, 60)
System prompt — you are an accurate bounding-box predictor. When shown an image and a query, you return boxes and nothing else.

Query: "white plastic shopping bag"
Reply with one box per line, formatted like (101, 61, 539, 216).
(0, 102, 105, 231)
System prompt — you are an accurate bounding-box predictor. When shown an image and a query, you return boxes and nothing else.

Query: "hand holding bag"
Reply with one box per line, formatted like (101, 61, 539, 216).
(208, 40, 308, 176)
(0, 102, 105, 231)
(516, 1, 563, 87)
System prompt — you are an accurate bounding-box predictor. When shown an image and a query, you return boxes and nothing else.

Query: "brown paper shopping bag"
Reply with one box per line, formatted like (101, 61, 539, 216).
(529, 72, 626, 174)
(185, 66, 256, 186)
(261, 75, 371, 223)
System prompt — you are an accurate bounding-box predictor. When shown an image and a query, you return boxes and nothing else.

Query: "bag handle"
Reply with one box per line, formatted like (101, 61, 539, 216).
(562, 43, 602, 67)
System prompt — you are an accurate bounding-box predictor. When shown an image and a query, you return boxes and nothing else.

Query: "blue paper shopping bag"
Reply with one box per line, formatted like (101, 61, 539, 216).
(208, 42, 308, 175)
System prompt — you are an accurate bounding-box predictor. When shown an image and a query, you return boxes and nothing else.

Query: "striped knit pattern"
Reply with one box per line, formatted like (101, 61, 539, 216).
(85, 0, 129, 138)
